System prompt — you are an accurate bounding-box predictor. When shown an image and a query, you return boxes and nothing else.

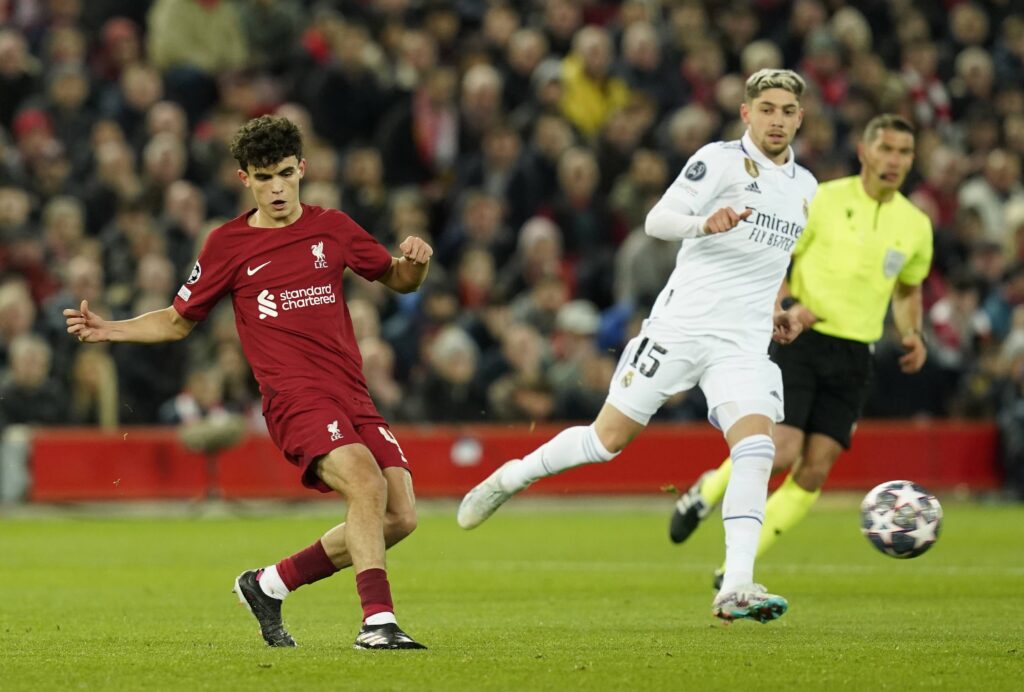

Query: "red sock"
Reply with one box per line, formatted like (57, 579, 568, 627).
(355, 568, 394, 620)
(275, 540, 340, 592)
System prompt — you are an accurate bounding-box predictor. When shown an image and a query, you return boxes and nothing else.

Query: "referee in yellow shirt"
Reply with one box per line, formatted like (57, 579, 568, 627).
(668, 114, 933, 587)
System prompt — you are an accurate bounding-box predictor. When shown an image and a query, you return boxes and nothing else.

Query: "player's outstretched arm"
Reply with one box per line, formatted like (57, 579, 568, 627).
(64, 300, 195, 344)
(378, 236, 433, 293)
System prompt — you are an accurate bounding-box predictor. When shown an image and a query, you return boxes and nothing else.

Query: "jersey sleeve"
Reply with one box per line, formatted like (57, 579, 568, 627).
(336, 211, 393, 281)
(659, 143, 730, 216)
(172, 230, 235, 322)
(897, 216, 934, 286)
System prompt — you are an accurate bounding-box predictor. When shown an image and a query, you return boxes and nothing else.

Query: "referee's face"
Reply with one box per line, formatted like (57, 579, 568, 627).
(741, 88, 803, 165)
(858, 128, 915, 195)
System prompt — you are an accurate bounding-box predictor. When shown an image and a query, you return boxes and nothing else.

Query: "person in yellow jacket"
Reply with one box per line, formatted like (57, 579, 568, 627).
(558, 26, 632, 139)
(668, 114, 934, 588)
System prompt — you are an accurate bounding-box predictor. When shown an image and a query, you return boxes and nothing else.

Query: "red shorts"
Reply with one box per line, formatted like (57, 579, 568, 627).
(264, 389, 411, 493)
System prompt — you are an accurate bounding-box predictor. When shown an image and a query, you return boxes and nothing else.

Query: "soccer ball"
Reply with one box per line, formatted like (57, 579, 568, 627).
(860, 480, 942, 559)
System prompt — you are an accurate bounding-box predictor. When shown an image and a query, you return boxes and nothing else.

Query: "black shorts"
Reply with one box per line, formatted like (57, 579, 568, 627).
(769, 329, 873, 449)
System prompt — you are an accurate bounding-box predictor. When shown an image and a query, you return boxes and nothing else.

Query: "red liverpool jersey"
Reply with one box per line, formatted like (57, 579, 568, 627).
(173, 204, 392, 405)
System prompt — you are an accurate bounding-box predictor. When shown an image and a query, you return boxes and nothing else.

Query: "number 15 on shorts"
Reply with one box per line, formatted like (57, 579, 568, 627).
(631, 337, 668, 377)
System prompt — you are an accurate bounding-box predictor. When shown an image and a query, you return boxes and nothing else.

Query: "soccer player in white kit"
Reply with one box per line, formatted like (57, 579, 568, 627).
(458, 69, 817, 623)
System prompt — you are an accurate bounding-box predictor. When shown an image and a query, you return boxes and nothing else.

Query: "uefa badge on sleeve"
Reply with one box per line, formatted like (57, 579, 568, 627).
(684, 161, 706, 181)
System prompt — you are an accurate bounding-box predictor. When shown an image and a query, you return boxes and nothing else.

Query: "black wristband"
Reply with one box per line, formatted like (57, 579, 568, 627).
(780, 296, 799, 310)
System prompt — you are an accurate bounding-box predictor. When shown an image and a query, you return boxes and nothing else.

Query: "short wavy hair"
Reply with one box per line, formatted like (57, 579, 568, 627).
(862, 113, 915, 143)
(229, 115, 303, 171)
(745, 69, 806, 102)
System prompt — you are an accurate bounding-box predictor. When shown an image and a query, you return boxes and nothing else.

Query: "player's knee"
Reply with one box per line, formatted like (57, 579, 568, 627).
(385, 508, 418, 539)
(319, 447, 386, 500)
(793, 459, 829, 490)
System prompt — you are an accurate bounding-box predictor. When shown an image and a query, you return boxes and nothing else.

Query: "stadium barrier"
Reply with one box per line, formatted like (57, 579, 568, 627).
(8, 421, 1001, 502)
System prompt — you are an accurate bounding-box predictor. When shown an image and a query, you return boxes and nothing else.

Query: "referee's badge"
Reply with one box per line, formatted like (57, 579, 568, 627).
(621, 370, 634, 388)
(883, 248, 907, 278)
(743, 158, 759, 178)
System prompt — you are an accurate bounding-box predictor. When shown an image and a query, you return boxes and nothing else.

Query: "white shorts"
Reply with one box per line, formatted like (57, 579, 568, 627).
(606, 332, 784, 434)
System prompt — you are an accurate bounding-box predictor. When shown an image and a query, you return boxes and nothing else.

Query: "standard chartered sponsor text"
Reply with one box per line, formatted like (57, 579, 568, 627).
(280, 283, 336, 310)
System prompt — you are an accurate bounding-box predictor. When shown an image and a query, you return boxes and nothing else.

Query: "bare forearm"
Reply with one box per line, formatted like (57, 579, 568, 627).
(389, 257, 430, 293)
(109, 307, 193, 343)
(892, 283, 923, 336)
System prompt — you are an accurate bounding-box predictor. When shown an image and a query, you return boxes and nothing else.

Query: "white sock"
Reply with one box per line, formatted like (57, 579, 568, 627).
(720, 434, 774, 594)
(365, 611, 398, 626)
(499, 425, 619, 492)
(258, 565, 290, 600)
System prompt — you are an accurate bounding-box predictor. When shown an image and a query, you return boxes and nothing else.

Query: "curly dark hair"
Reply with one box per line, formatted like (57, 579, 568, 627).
(229, 115, 303, 171)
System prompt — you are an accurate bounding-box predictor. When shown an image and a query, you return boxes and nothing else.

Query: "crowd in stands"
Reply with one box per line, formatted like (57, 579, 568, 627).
(1, 0, 1024, 471)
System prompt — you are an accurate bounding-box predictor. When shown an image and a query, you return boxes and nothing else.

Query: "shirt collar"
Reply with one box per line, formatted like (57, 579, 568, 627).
(741, 131, 796, 177)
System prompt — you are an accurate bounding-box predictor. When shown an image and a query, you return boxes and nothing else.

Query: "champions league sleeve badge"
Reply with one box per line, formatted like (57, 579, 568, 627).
(684, 160, 706, 181)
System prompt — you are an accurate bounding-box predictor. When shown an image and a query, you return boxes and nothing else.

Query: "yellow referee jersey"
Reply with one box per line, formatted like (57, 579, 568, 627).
(790, 175, 933, 343)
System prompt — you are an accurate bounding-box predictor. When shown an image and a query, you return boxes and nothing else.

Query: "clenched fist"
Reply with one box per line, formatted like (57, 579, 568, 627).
(400, 236, 433, 264)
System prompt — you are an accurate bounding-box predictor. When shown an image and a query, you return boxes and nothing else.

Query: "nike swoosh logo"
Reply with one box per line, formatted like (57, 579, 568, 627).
(247, 261, 271, 276)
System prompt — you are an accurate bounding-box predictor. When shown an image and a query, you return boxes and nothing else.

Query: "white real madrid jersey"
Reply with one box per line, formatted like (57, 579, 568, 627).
(644, 131, 818, 352)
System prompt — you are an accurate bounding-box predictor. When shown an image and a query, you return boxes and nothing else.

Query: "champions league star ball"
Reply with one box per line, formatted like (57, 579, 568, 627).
(860, 480, 943, 559)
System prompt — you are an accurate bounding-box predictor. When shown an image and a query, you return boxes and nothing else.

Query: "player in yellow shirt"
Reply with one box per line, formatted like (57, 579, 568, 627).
(667, 114, 933, 588)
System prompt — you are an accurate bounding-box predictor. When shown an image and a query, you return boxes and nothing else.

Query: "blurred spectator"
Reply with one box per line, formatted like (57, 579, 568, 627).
(901, 38, 952, 131)
(501, 28, 548, 113)
(928, 271, 992, 388)
(377, 66, 459, 189)
(304, 19, 392, 150)
(559, 26, 631, 140)
(608, 147, 668, 233)
(497, 215, 570, 301)
(0, 279, 39, 366)
(159, 365, 245, 453)
(146, 0, 249, 123)
(487, 321, 554, 422)
(616, 21, 683, 118)
(0, 28, 41, 130)
(661, 104, 717, 175)
(459, 63, 505, 154)
(408, 324, 487, 422)
(983, 262, 1024, 341)
(537, 146, 626, 307)
(959, 149, 1024, 245)
(341, 147, 389, 236)
(437, 189, 513, 268)
(68, 345, 119, 427)
(0, 333, 66, 425)
(91, 17, 143, 84)
(452, 123, 534, 230)
(161, 180, 207, 278)
(238, 0, 305, 75)
(359, 335, 405, 422)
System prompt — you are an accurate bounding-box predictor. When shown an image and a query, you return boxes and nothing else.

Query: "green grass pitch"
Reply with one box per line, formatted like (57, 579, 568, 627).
(2, 498, 1022, 691)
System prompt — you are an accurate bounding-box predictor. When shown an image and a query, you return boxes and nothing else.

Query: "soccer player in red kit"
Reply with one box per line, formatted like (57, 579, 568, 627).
(66, 116, 431, 650)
